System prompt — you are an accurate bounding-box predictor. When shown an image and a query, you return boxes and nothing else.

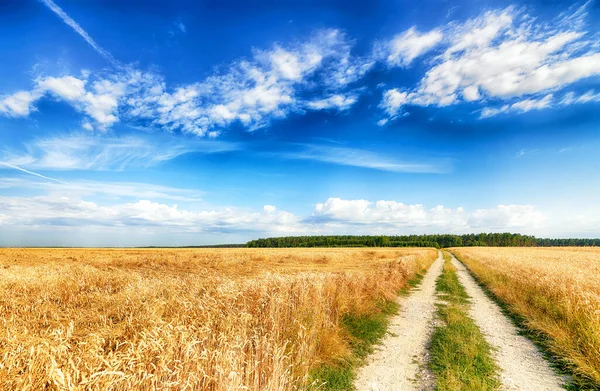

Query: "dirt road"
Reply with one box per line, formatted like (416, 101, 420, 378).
(354, 251, 443, 391)
(354, 251, 566, 391)
(450, 254, 565, 391)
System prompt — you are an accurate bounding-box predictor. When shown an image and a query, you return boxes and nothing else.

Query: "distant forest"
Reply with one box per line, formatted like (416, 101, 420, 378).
(246, 233, 600, 248)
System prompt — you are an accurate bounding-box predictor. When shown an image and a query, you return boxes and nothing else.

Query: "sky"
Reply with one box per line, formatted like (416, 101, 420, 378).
(0, 0, 599, 246)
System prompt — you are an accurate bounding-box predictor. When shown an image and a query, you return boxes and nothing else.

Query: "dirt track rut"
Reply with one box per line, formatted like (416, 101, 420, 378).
(354, 251, 443, 391)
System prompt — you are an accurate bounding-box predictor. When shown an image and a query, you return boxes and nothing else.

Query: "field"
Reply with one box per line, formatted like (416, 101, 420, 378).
(451, 247, 600, 387)
(0, 247, 436, 391)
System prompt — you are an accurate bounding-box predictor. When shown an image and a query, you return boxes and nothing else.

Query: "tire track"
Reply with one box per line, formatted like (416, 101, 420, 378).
(354, 251, 443, 391)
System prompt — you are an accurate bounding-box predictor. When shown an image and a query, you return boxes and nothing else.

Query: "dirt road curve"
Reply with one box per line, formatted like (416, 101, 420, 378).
(354, 251, 444, 391)
(450, 254, 565, 391)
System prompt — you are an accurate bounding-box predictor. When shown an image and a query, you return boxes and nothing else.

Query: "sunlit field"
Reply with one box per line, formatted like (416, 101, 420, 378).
(451, 247, 600, 387)
(0, 248, 436, 390)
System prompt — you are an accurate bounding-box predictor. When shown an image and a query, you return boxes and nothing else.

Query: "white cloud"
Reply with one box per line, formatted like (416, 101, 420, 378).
(310, 198, 545, 233)
(0, 194, 302, 235)
(123, 30, 372, 135)
(307, 94, 358, 111)
(0, 91, 41, 117)
(0, 75, 126, 130)
(1, 191, 597, 243)
(468, 204, 546, 229)
(0, 29, 372, 135)
(37, 75, 86, 100)
(482, 88, 600, 118)
(380, 5, 600, 120)
(480, 93, 553, 118)
(276, 144, 449, 173)
(0, 193, 548, 239)
(380, 89, 412, 117)
(560, 89, 600, 105)
(379, 27, 443, 67)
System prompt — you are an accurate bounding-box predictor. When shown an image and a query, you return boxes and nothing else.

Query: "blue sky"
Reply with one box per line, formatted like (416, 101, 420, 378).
(1, 0, 599, 246)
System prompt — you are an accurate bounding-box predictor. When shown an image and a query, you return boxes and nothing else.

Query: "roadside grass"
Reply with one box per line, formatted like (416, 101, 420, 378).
(429, 253, 500, 391)
(450, 250, 598, 391)
(309, 264, 430, 390)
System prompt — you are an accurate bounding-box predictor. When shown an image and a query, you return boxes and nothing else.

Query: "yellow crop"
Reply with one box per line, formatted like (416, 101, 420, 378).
(0, 247, 436, 390)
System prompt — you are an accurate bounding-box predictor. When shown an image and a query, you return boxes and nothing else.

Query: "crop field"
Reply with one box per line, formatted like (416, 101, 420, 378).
(0, 247, 436, 391)
(451, 247, 600, 387)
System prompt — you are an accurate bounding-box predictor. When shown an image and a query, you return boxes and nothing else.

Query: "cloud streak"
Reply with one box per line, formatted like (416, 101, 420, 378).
(1, 133, 240, 171)
(275, 144, 450, 173)
(39, 0, 118, 65)
(0, 162, 63, 183)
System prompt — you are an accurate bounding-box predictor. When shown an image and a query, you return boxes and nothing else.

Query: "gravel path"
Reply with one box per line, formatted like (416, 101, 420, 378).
(354, 251, 443, 391)
(450, 253, 566, 391)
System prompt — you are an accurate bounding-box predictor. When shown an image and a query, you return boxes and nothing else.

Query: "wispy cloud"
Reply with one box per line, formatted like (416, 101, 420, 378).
(1, 133, 240, 171)
(39, 0, 118, 65)
(480, 94, 554, 118)
(0, 177, 203, 202)
(515, 148, 540, 158)
(275, 144, 450, 173)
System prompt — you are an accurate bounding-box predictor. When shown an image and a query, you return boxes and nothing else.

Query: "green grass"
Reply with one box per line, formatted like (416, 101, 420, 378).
(308, 300, 398, 390)
(399, 270, 426, 296)
(429, 254, 500, 391)
(308, 267, 427, 390)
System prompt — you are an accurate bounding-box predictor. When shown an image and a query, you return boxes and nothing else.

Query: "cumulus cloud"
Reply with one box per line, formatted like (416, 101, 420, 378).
(380, 4, 600, 120)
(309, 198, 545, 233)
(0, 194, 302, 235)
(0, 192, 548, 238)
(0, 91, 41, 117)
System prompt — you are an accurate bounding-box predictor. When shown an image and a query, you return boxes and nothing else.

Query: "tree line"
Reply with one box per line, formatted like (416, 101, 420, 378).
(246, 233, 600, 248)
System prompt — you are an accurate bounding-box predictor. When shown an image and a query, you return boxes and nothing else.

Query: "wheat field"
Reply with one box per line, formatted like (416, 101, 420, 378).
(451, 247, 600, 387)
(0, 247, 436, 390)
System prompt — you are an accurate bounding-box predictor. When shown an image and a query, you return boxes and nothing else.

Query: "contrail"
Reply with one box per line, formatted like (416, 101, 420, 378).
(0, 162, 64, 183)
(39, 0, 119, 66)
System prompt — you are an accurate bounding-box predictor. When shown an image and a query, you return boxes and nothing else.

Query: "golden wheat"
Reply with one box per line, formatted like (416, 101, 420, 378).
(0, 248, 436, 390)
(451, 247, 600, 386)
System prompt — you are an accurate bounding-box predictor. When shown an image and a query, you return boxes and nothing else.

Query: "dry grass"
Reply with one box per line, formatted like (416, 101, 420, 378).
(0, 247, 437, 390)
(451, 247, 600, 387)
